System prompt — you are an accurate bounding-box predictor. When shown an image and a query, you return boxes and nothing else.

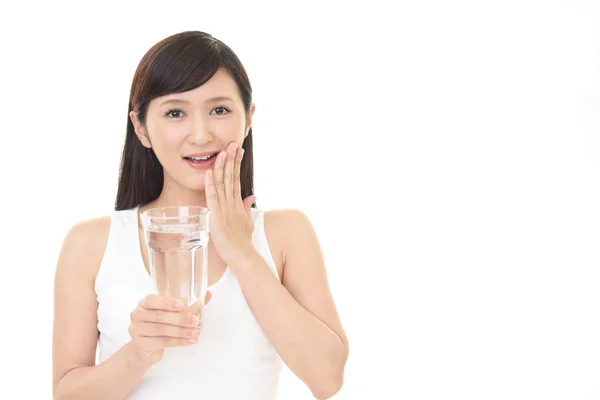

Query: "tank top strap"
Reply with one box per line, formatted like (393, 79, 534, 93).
(250, 207, 280, 281)
(94, 207, 145, 294)
(96, 206, 280, 293)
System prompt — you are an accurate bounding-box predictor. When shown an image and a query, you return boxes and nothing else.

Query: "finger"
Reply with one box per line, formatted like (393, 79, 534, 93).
(233, 147, 244, 207)
(141, 295, 184, 311)
(213, 151, 227, 207)
(186, 290, 213, 320)
(224, 142, 238, 202)
(138, 336, 198, 350)
(134, 308, 199, 327)
(205, 169, 219, 214)
(135, 321, 200, 339)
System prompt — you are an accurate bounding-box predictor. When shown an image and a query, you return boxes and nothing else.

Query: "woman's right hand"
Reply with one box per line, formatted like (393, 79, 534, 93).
(128, 291, 212, 364)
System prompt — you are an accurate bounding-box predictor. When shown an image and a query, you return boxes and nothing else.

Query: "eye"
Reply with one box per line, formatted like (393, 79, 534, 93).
(211, 106, 231, 116)
(166, 109, 186, 119)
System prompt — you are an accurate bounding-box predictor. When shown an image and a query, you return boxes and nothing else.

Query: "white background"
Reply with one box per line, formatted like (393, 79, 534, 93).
(1, 0, 600, 399)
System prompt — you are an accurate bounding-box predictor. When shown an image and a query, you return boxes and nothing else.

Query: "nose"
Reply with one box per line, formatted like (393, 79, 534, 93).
(186, 115, 214, 145)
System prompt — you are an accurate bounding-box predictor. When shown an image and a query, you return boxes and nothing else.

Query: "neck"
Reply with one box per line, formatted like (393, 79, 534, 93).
(140, 176, 208, 212)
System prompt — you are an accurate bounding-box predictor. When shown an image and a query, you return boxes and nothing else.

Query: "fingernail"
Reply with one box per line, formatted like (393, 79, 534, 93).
(191, 316, 199, 325)
(188, 338, 197, 344)
(190, 329, 200, 337)
(174, 301, 184, 310)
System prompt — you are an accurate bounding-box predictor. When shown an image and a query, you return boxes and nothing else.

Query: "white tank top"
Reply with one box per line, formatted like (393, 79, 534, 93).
(94, 206, 283, 399)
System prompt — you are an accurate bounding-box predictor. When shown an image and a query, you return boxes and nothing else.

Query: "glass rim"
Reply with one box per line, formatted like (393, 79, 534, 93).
(141, 205, 211, 220)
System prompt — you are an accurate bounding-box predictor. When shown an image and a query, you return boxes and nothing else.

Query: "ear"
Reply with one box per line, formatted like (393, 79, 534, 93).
(244, 103, 256, 139)
(129, 110, 152, 148)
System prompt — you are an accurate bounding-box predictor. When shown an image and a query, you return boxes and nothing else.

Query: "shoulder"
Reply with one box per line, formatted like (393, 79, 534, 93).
(56, 215, 112, 281)
(263, 208, 317, 267)
(52, 216, 114, 385)
(263, 208, 313, 234)
(63, 216, 111, 254)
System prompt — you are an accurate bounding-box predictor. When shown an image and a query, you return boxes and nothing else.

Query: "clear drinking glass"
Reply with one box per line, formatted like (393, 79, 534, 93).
(140, 206, 211, 328)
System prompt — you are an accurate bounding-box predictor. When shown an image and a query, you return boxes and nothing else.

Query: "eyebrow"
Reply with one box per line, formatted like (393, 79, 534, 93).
(160, 96, 235, 107)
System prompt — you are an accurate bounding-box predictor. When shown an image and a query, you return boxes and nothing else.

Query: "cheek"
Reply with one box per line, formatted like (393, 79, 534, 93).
(214, 119, 246, 143)
(148, 128, 186, 161)
(162, 132, 184, 148)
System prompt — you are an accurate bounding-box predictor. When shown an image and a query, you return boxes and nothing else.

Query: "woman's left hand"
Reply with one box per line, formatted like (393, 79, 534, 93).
(205, 142, 257, 269)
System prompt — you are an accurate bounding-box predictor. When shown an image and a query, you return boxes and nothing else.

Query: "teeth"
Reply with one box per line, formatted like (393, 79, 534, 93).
(189, 155, 211, 161)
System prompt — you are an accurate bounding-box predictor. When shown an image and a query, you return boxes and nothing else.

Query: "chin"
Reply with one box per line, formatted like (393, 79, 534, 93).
(165, 174, 206, 193)
(165, 167, 208, 193)
(183, 180, 207, 192)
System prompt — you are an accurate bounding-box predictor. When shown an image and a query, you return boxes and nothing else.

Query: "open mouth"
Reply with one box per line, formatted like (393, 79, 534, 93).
(184, 153, 219, 164)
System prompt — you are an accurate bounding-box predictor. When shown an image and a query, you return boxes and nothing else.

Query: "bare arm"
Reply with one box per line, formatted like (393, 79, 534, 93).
(52, 218, 154, 400)
(53, 217, 211, 400)
(233, 209, 349, 399)
(53, 343, 154, 400)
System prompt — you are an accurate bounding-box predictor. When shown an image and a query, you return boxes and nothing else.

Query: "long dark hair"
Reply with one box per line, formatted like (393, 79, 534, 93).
(115, 31, 255, 210)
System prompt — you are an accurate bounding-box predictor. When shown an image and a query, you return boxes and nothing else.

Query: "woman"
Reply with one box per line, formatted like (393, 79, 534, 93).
(52, 31, 348, 399)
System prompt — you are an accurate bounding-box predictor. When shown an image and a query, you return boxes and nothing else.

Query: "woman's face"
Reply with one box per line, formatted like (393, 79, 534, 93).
(130, 68, 254, 192)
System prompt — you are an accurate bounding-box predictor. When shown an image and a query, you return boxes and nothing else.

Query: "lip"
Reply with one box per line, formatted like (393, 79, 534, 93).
(184, 151, 220, 158)
(184, 155, 218, 170)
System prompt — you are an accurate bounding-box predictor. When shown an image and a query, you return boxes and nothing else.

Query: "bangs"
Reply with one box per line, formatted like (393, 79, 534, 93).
(133, 35, 223, 109)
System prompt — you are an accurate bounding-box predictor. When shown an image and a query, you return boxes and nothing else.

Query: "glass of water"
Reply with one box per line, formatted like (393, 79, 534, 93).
(140, 206, 211, 328)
